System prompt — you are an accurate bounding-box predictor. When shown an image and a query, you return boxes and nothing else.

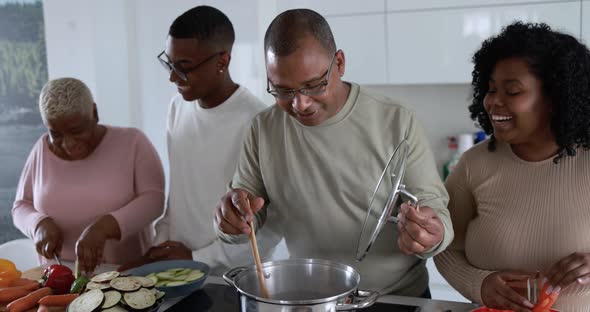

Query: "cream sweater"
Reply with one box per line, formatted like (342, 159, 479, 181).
(217, 83, 453, 295)
(435, 139, 590, 311)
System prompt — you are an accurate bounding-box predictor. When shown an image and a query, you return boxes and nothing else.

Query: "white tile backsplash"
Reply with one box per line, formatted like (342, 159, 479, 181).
(365, 84, 480, 177)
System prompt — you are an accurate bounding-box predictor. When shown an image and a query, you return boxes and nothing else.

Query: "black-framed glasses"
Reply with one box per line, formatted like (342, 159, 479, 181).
(267, 51, 338, 100)
(157, 51, 225, 81)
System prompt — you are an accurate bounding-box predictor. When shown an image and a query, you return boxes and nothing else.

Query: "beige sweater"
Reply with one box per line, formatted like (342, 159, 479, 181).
(435, 139, 590, 311)
(217, 83, 453, 295)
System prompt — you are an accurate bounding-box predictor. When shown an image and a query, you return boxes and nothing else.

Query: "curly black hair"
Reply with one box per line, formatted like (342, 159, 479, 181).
(469, 22, 590, 163)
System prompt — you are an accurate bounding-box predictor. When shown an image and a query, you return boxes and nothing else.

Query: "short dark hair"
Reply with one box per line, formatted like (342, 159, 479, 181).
(169, 6, 235, 51)
(264, 9, 336, 57)
(469, 22, 590, 163)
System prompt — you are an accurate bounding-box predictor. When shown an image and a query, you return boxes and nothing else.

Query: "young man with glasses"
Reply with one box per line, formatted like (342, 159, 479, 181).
(214, 9, 453, 297)
(120, 6, 281, 275)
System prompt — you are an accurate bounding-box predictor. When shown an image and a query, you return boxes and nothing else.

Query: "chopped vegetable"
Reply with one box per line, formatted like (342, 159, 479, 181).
(66, 289, 104, 312)
(123, 288, 155, 310)
(101, 290, 122, 309)
(85, 281, 111, 290)
(90, 271, 119, 283)
(109, 277, 141, 292)
(145, 268, 204, 287)
(532, 283, 560, 312)
(0, 259, 21, 288)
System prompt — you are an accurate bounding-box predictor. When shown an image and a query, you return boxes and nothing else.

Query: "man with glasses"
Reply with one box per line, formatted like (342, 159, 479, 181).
(120, 6, 281, 274)
(215, 9, 453, 297)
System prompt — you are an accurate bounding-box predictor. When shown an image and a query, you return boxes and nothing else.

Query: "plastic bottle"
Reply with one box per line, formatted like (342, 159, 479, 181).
(443, 133, 474, 180)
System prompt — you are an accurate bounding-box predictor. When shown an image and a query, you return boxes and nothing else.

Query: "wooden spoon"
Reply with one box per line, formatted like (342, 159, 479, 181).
(249, 221, 270, 299)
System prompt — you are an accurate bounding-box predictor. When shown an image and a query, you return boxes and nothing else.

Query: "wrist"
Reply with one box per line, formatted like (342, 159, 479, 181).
(95, 215, 121, 240)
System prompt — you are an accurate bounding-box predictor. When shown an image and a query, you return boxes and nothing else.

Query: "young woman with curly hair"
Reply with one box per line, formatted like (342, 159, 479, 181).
(434, 22, 590, 311)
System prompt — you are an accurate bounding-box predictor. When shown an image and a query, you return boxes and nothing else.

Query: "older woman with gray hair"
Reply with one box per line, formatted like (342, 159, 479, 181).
(12, 77, 165, 273)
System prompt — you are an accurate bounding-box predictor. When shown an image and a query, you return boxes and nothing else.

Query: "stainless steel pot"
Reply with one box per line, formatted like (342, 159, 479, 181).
(223, 259, 378, 312)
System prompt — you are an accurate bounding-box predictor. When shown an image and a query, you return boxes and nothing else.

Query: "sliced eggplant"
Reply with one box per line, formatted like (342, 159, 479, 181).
(146, 275, 158, 285)
(102, 306, 128, 312)
(91, 271, 120, 283)
(132, 276, 155, 288)
(67, 289, 105, 312)
(110, 277, 142, 292)
(86, 282, 112, 291)
(123, 288, 156, 310)
(185, 270, 204, 282)
(154, 290, 165, 300)
(101, 290, 122, 309)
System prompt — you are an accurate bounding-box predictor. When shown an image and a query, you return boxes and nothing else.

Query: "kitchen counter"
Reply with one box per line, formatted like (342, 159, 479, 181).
(161, 276, 479, 312)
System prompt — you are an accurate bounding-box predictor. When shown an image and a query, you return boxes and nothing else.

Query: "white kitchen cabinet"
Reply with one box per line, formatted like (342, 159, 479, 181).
(386, 0, 567, 11)
(582, 1, 590, 46)
(276, 0, 385, 16)
(387, 2, 581, 84)
(327, 14, 388, 84)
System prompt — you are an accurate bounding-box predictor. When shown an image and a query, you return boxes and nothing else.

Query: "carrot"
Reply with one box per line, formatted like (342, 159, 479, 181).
(0, 288, 31, 303)
(38, 293, 78, 307)
(6, 287, 52, 312)
(9, 278, 38, 287)
(532, 284, 560, 312)
(1, 282, 40, 292)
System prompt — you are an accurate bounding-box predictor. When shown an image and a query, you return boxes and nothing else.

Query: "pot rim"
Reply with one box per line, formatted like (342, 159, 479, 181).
(225, 258, 360, 305)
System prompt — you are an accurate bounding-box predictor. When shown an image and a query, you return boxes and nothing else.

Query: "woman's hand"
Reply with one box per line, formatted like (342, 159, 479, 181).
(545, 252, 590, 292)
(33, 218, 63, 259)
(76, 215, 121, 274)
(481, 271, 535, 311)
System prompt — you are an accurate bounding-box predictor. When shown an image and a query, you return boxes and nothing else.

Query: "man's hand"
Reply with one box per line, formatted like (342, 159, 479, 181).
(214, 188, 265, 235)
(481, 271, 535, 311)
(33, 218, 63, 259)
(396, 203, 444, 255)
(146, 241, 192, 261)
(76, 214, 121, 274)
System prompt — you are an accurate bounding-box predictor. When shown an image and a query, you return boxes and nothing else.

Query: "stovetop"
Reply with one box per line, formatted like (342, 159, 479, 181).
(167, 284, 421, 311)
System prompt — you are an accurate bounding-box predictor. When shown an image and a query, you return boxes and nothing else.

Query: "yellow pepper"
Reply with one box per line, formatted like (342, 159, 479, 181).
(0, 258, 21, 287)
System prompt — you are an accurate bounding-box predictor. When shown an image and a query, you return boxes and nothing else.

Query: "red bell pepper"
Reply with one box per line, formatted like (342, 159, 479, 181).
(42, 265, 75, 295)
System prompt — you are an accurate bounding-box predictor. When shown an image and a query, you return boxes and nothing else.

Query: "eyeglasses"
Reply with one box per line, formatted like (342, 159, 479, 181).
(267, 51, 338, 100)
(157, 51, 225, 81)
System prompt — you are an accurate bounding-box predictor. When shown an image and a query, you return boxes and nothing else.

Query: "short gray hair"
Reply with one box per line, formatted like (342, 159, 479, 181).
(39, 77, 94, 122)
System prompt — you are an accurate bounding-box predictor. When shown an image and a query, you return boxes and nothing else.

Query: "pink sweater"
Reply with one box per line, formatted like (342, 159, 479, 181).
(12, 126, 165, 265)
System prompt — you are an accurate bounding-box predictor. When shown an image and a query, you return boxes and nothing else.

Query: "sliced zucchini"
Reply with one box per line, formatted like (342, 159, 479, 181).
(172, 275, 188, 281)
(132, 276, 155, 288)
(86, 282, 111, 290)
(101, 290, 122, 309)
(102, 306, 128, 312)
(123, 288, 156, 310)
(110, 277, 142, 292)
(155, 272, 175, 280)
(67, 289, 105, 312)
(91, 271, 120, 283)
(185, 270, 204, 282)
(175, 268, 191, 276)
(154, 280, 168, 287)
(166, 281, 187, 287)
(165, 268, 184, 274)
(145, 273, 156, 279)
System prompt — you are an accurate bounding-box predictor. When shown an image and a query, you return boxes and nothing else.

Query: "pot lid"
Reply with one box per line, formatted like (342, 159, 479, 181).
(356, 139, 417, 261)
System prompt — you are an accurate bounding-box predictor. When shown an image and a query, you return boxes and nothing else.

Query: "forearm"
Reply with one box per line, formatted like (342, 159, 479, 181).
(94, 214, 121, 241)
(434, 249, 494, 304)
